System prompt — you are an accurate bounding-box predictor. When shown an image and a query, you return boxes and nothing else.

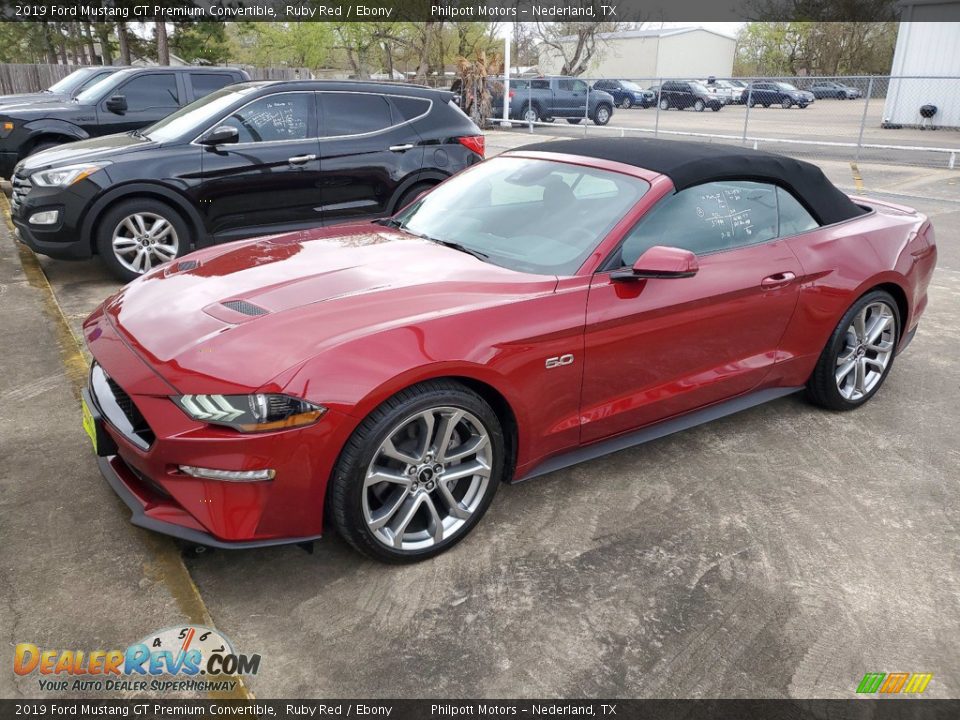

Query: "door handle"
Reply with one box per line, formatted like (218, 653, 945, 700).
(761, 271, 796, 290)
(389, 144, 415, 152)
(287, 154, 316, 165)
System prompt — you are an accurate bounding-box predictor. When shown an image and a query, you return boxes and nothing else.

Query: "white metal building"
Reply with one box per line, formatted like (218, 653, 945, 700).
(883, 14, 960, 128)
(537, 27, 737, 81)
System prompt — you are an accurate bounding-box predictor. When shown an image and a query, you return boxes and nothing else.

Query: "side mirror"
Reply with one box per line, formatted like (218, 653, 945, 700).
(199, 125, 240, 147)
(105, 95, 127, 114)
(611, 245, 699, 281)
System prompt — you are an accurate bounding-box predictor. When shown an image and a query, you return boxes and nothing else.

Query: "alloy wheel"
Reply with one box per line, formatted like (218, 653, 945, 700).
(111, 212, 180, 275)
(622, 97, 632, 109)
(362, 407, 492, 551)
(523, 108, 538, 123)
(835, 301, 896, 401)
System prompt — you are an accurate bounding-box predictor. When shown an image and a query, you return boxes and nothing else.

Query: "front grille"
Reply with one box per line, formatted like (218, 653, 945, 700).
(222, 299, 268, 316)
(90, 363, 155, 449)
(10, 171, 31, 216)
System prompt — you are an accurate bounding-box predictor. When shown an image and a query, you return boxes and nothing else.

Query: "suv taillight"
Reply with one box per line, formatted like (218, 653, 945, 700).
(508, 90, 515, 99)
(458, 135, 485, 158)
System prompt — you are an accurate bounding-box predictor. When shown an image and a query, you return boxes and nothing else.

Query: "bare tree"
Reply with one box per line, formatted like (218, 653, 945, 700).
(532, 21, 626, 76)
(155, 22, 169, 65)
(117, 22, 131, 64)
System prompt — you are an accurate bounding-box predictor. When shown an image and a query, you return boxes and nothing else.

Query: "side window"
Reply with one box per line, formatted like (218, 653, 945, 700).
(619, 180, 779, 265)
(572, 80, 588, 93)
(320, 93, 393, 137)
(190, 73, 235, 100)
(391, 96, 430, 122)
(777, 187, 819, 236)
(222, 93, 312, 143)
(557, 79, 574, 92)
(117, 73, 178, 111)
(531, 79, 550, 90)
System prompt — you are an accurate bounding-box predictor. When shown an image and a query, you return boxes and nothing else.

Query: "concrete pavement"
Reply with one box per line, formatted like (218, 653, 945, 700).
(1, 160, 958, 699)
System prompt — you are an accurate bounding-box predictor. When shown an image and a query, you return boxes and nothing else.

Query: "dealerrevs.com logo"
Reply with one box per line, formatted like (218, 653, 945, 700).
(856, 672, 933, 694)
(14, 625, 260, 693)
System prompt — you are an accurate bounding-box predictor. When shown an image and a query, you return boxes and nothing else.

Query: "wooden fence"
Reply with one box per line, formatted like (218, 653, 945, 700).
(0, 63, 310, 94)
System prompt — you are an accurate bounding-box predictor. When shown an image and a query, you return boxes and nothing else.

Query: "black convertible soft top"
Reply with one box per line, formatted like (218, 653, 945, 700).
(515, 137, 866, 226)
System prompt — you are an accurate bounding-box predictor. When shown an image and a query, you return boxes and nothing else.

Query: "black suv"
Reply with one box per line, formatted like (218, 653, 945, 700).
(658, 81, 724, 112)
(0, 67, 124, 109)
(743, 81, 815, 108)
(0, 66, 248, 179)
(10, 81, 484, 281)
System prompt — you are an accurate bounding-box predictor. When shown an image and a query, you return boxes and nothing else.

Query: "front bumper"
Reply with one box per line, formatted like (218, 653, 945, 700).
(84, 311, 355, 548)
(9, 170, 101, 260)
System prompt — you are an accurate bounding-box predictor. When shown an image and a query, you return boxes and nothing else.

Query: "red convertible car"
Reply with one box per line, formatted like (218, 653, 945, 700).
(81, 138, 937, 562)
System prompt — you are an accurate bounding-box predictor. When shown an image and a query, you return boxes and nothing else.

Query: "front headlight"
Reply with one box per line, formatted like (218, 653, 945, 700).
(173, 393, 326, 433)
(31, 162, 110, 188)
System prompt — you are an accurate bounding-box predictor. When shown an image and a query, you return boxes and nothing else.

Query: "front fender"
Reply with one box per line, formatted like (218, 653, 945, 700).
(23, 118, 88, 142)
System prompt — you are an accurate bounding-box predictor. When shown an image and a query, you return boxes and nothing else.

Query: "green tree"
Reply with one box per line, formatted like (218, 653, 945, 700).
(171, 22, 231, 64)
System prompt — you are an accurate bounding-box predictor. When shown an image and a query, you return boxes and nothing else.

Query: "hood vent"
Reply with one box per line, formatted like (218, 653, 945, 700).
(222, 299, 268, 317)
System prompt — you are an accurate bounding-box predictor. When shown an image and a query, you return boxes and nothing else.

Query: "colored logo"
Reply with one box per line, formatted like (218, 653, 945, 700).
(14, 626, 260, 693)
(857, 672, 933, 694)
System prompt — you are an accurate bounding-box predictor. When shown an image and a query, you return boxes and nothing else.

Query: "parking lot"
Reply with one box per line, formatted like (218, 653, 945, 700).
(504, 96, 960, 167)
(1, 137, 958, 699)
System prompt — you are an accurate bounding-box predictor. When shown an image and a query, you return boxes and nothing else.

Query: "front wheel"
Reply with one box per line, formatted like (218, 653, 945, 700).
(328, 380, 505, 562)
(806, 290, 900, 411)
(621, 96, 632, 109)
(694, 99, 705, 112)
(566, 118, 582, 125)
(95, 198, 188, 282)
(659, 98, 670, 111)
(782, 99, 793, 109)
(592, 104, 612, 125)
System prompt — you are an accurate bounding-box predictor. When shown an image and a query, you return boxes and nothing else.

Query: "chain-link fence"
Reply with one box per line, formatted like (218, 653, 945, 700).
(487, 75, 960, 170)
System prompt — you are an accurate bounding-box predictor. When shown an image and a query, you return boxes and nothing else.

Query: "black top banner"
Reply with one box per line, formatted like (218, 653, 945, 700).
(0, 0, 923, 23)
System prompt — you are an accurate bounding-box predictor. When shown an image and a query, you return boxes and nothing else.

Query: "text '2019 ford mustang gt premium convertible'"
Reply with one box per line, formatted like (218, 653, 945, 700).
(81, 138, 937, 562)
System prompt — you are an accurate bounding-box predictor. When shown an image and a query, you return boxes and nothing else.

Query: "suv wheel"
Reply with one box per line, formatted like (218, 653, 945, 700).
(566, 118, 582, 125)
(96, 199, 188, 282)
(27, 140, 60, 157)
(394, 182, 434, 213)
(522, 106, 540, 123)
(621, 96, 632, 109)
(328, 379, 505, 562)
(782, 98, 793, 109)
(659, 98, 670, 111)
(806, 290, 900, 411)
(592, 104, 612, 125)
(694, 99, 705, 112)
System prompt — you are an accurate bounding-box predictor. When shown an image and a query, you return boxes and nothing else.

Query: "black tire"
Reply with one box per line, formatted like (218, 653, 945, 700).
(711, 105, 722, 112)
(782, 99, 793, 109)
(748, 98, 757, 108)
(328, 379, 505, 563)
(694, 99, 705, 112)
(95, 198, 189, 283)
(394, 182, 434, 213)
(762, 103, 771, 108)
(27, 140, 60, 156)
(592, 104, 612, 125)
(566, 118, 582, 124)
(621, 96, 632, 109)
(521, 105, 541, 123)
(659, 98, 670, 111)
(806, 289, 901, 411)
(799, 103, 808, 109)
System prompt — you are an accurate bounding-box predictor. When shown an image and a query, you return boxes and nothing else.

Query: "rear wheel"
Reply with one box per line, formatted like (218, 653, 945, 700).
(806, 290, 900, 411)
(95, 198, 188, 282)
(694, 99, 705, 112)
(522, 106, 540, 123)
(394, 182, 434, 213)
(566, 118, 582, 125)
(328, 380, 504, 562)
(748, 98, 757, 108)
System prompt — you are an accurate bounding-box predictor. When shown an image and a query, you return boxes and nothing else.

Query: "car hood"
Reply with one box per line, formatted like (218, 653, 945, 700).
(0, 92, 69, 108)
(0, 99, 90, 120)
(19, 132, 153, 172)
(94, 224, 557, 395)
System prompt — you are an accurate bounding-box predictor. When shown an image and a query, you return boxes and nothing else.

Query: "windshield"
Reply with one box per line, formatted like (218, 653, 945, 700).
(394, 157, 649, 276)
(776, 82, 799, 91)
(48, 69, 95, 95)
(74, 73, 126, 104)
(142, 85, 262, 143)
(621, 81, 643, 91)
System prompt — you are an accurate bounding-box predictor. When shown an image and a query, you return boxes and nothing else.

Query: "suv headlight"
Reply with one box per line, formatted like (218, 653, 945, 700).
(174, 393, 326, 432)
(31, 161, 110, 188)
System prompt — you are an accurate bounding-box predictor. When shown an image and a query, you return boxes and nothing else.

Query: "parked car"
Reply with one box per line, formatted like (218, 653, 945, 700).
(10, 81, 484, 281)
(809, 81, 863, 99)
(700, 79, 741, 105)
(658, 80, 724, 111)
(0, 67, 124, 109)
(743, 81, 816, 108)
(495, 76, 615, 125)
(81, 137, 936, 561)
(0, 66, 249, 179)
(591, 79, 655, 109)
